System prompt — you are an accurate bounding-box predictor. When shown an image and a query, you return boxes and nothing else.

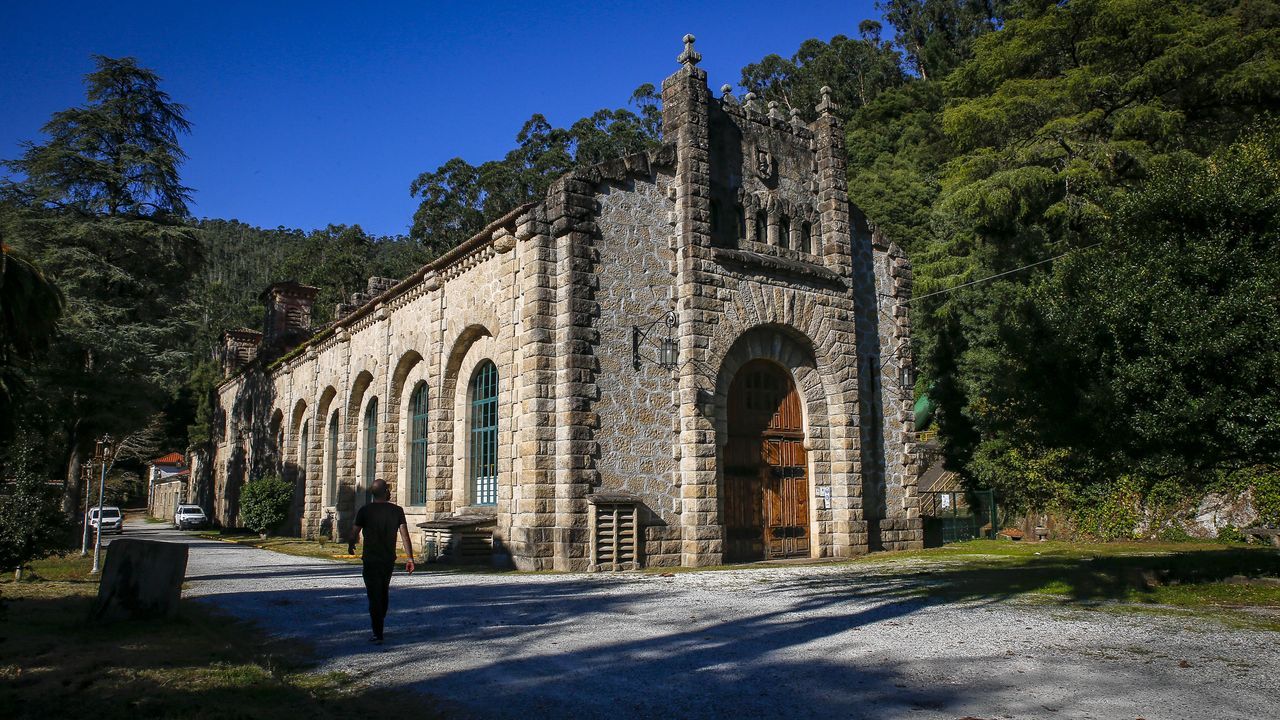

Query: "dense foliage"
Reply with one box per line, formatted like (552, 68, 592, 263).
(0, 439, 66, 575)
(914, 0, 1280, 520)
(408, 88, 662, 255)
(238, 474, 293, 536)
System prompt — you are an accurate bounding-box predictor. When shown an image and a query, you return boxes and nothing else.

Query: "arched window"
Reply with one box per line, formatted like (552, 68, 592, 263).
(299, 420, 309, 482)
(755, 210, 768, 244)
(409, 383, 429, 506)
(736, 205, 746, 242)
(800, 221, 812, 254)
(779, 214, 791, 250)
(363, 397, 378, 502)
(469, 361, 499, 506)
(326, 411, 339, 505)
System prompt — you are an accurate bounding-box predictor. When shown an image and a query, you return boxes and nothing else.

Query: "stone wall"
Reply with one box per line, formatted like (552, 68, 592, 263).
(593, 171, 682, 566)
(207, 35, 922, 568)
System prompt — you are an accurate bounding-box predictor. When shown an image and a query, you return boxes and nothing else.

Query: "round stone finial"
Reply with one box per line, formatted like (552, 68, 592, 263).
(817, 84, 838, 116)
(720, 83, 732, 95)
(677, 33, 702, 67)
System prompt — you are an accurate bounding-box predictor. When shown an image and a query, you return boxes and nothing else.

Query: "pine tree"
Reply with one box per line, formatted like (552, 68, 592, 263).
(1, 56, 200, 515)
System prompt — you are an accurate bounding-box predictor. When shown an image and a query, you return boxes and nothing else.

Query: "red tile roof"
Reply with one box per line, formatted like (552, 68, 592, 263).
(150, 452, 185, 466)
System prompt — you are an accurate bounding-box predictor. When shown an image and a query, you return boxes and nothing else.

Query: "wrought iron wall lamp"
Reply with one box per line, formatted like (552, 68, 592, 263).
(632, 309, 679, 370)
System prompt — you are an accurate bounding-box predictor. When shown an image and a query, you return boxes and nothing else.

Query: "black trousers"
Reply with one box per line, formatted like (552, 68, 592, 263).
(361, 560, 394, 638)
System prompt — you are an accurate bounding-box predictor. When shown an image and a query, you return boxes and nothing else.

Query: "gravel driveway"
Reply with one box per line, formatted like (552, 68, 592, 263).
(124, 525, 1279, 719)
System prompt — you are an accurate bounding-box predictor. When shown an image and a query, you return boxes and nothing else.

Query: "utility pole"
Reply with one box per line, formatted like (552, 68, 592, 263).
(90, 434, 113, 574)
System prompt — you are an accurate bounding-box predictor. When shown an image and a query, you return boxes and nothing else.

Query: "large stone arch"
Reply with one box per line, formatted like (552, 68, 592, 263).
(267, 408, 285, 479)
(342, 370, 375, 522)
(285, 398, 309, 535)
(704, 284, 867, 558)
(313, 385, 339, 536)
(710, 324, 834, 559)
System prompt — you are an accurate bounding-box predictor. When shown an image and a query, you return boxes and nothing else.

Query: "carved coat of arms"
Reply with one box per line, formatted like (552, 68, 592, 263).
(754, 148, 775, 181)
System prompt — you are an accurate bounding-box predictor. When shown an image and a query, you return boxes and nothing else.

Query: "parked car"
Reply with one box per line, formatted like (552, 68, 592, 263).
(87, 506, 123, 535)
(174, 504, 209, 530)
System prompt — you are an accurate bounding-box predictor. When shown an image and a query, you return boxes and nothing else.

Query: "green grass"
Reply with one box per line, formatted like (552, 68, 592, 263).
(0, 554, 440, 720)
(195, 529, 363, 563)
(194, 530, 504, 574)
(639, 538, 1280, 629)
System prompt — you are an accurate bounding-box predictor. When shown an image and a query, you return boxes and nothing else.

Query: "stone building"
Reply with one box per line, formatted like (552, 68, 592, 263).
(204, 36, 922, 570)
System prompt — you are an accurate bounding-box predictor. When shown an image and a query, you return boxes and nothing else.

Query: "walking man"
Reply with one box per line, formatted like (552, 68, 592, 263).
(348, 478, 414, 644)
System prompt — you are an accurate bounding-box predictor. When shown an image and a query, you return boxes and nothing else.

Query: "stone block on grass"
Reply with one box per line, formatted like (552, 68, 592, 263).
(90, 539, 188, 622)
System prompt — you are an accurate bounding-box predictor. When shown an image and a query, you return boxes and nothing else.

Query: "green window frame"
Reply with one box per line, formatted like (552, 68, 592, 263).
(469, 361, 498, 506)
(409, 383, 429, 506)
(363, 397, 378, 502)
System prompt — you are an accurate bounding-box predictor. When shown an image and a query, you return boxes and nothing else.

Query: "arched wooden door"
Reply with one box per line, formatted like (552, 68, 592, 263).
(724, 359, 810, 561)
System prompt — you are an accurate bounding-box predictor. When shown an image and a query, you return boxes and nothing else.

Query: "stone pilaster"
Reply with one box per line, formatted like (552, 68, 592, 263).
(547, 175, 600, 571)
(511, 209, 558, 569)
(879, 242, 923, 550)
(812, 87, 853, 276)
(663, 38, 723, 566)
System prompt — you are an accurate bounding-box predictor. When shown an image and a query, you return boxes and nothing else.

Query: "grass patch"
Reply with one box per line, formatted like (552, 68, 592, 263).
(195, 530, 363, 563)
(195, 530, 504, 574)
(641, 538, 1280, 628)
(0, 554, 440, 719)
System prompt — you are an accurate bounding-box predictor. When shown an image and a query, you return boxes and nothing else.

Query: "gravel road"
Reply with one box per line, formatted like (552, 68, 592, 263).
(122, 525, 1280, 719)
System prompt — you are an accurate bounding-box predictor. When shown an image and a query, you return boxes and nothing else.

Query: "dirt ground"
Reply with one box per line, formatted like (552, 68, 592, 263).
(139, 525, 1280, 720)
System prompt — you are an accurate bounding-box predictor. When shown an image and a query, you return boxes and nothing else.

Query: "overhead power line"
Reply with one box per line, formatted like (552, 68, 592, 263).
(905, 241, 1103, 304)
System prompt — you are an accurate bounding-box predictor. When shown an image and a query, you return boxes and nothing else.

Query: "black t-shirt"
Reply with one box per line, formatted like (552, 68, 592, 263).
(354, 502, 406, 564)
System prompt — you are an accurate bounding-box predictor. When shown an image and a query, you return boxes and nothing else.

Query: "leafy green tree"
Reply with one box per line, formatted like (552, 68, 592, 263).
(877, 0, 1015, 80)
(1, 56, 200, 515)
(846, 80, 949, 256)
(0, 439, 67, 579)
(915, 0, 1280, 499)
(409, 92, 661, 255)
(1048, 129, 1280, 478)
(238, 474, 292, 536)
(740, 22, 905, 119)
(0, 239, 63, 440)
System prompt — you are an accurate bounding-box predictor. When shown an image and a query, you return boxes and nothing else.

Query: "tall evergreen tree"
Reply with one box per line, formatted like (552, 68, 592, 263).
(917, 0, 1280, 498)
(1, 56, 200, 515)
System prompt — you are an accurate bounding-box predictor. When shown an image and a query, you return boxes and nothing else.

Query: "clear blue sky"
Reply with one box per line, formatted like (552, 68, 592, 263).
(1, 1, 880, 237)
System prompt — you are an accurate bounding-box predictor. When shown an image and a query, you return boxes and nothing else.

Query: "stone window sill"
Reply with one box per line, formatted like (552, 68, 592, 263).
(711, 245, 844, 284)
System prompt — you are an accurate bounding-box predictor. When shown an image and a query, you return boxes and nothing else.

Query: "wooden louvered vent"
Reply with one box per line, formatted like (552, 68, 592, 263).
(588, 493, 642, 571)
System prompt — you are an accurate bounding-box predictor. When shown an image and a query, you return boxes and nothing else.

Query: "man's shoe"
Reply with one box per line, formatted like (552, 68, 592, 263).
(370, 635, 383, 645)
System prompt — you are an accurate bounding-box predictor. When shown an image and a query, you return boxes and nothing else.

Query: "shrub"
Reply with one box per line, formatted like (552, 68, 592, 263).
(1070, 475, 1143, 541)
(1216, 524, 1247, 544)
(238, 475, 292, 537)
(0, 442, 67, 576)
(1157, 524, 1193, 543)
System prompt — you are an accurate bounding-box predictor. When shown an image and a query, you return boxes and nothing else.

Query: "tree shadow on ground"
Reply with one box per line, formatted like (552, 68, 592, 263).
(175, 546, 1279, 718)
(0, 590, 443, 720)
(769, 547, 1280, 609)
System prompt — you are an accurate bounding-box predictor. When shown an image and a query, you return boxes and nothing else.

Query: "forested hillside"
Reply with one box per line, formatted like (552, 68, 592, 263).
(2, 0, 1277, 541)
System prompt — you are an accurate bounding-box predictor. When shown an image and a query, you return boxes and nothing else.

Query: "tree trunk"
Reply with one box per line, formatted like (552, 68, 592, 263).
(62, 425, 86, 518)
